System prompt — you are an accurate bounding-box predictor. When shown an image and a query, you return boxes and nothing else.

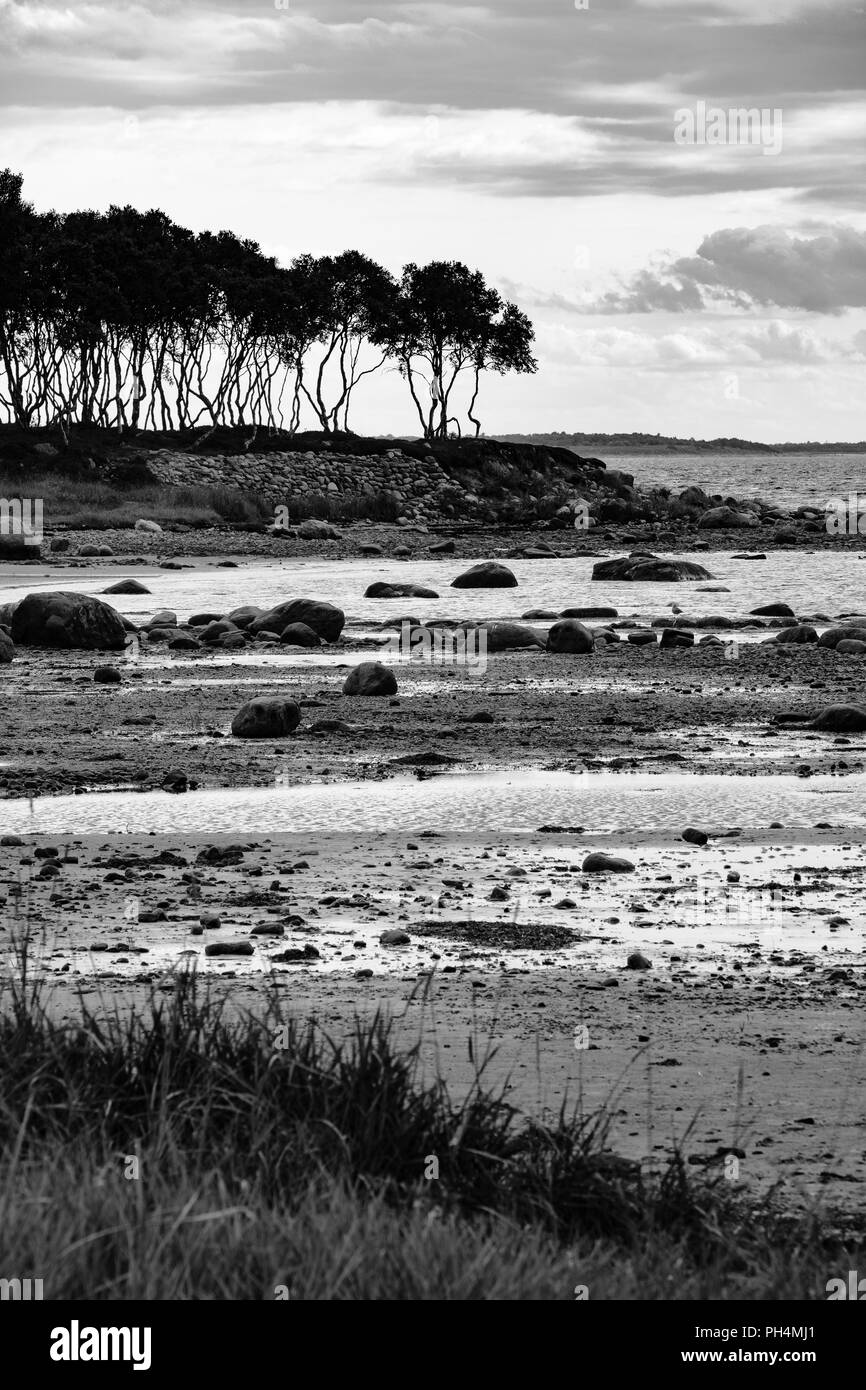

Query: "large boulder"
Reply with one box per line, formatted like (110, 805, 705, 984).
(774, 625, 819, 644)
(11, 591, 126, 649)
(250, 599, 344, 642)
(343, 661, 398, 696)
(546, 619, 593, 654)
(810, 704, 866, 732)
(582, 852, 635, 873)
(364, 581, 439, 599)
(592, 556, 713, 582)
(451, 562, 518, 589)
(0, 630, 14, 663)
(231, 697, 302, 738)
(818, 626, 866, 649)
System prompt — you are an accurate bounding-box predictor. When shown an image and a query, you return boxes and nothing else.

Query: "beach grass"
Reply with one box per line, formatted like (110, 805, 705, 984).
(0, 958, 857, 1301)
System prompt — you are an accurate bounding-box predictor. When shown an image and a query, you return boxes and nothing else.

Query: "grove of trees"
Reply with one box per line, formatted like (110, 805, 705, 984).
(0, 171, 537, 441)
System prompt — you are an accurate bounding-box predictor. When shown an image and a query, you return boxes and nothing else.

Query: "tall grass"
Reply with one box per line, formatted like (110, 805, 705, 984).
(0, 961, 859, 1300)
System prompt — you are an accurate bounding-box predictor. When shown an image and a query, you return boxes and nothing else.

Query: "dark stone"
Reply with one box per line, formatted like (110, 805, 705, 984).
(250, 599, 344, 642)
(103, 579, 150, 595)
(342, 661, 398, 696)
(451, 561, 518, 589)
(94, 666, 121, 684)
(11, 591, 127, 649)
(592, 556, 713, 582)
(364, 582, 439, 599)
(231, 697, 302, 738)
(280, 622, 321, 647)
(546, 618, 593, 654)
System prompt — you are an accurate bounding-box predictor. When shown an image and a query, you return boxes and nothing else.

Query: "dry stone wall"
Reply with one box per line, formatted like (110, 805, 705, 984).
(145, 447, 466, 522)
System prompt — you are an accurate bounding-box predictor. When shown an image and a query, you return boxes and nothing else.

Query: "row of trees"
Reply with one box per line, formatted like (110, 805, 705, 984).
(0, 170, 536, 440)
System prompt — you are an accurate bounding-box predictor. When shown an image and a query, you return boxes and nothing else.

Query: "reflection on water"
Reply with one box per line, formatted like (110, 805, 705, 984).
(2, 770, 865, 836)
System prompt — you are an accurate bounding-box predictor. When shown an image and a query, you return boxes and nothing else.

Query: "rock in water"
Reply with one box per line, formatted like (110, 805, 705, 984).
(451, 562, 518, 589)
(750, 603, 795, 618)
(103, 579, 151, 595)
(365, 582, 439, 599)
(250, 599, 344, 642)
(546, 618, 593, 654)
(11, 591, 127, 649)
(592, 556, 713, 582)
(343, 662, 398, 696)
(231, 697, 302, 738)
(582, 852, 636, 873)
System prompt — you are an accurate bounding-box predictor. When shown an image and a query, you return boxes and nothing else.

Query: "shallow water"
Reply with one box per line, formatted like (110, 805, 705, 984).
(3, 770, 865, 836)
(3, 550, 866, 642)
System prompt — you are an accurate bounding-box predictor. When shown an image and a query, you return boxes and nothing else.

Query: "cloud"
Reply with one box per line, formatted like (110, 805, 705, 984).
(540, 318, 865, 368)
(586, 225, 866, 313)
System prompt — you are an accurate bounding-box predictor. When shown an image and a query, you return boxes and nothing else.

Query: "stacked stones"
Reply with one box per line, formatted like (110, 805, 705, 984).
(145, 447, 465, 525)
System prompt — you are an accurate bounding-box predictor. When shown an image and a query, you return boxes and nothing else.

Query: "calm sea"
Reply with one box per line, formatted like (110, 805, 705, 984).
(601, 451, 866, 510)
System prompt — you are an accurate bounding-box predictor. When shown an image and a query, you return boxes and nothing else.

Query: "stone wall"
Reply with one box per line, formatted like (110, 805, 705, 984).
(145, 447, 466, 523)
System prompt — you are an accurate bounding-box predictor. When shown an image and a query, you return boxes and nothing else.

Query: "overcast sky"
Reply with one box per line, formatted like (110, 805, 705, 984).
(2, 0, 864, 441)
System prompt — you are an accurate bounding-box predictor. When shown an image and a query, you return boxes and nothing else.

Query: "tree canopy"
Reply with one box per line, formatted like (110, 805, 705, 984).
(0, 172, 536, 440)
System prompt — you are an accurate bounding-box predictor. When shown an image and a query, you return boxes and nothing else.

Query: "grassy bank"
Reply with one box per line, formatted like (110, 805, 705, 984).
(0, 471, 410, 531)
(0, 960, 860, 1300)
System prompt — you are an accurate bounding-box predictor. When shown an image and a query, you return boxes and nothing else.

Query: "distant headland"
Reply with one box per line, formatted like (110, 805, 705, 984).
(495, 432, 866, 454)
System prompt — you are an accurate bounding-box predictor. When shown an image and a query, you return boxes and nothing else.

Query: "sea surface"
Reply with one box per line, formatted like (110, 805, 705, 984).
(611, 451, 866, 510)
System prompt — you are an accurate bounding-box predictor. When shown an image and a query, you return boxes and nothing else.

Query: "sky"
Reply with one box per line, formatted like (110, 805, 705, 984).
(1, 0, 864, 442)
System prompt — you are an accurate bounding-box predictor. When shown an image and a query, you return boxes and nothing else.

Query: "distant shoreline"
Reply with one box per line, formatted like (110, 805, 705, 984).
(495, 433, 866, 454)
